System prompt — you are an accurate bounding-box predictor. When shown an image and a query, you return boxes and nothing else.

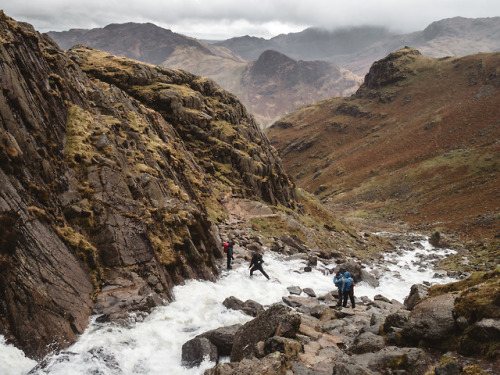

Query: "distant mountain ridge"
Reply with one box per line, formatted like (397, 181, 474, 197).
(47, 17, 500, 127)
(48, 23, 362, 128)
(49, 22, 244, 65)
(216, 17, 500, 75)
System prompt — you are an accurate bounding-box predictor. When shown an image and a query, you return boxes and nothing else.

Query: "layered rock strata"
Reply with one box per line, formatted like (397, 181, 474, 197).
(0, 12, 296, 359)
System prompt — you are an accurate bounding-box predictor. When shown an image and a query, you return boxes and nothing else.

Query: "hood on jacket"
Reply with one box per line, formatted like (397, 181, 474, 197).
(344, 271, 351, 278)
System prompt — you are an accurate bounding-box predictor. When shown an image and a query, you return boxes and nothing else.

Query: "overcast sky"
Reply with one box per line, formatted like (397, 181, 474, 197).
(2, 0, 500, 39)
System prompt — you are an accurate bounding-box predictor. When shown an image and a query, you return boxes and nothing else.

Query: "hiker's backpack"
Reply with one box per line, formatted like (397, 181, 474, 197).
(223, 242, 229, 253)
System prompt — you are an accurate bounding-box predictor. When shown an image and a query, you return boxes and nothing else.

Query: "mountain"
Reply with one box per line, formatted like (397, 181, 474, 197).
(217, 17, 500, 75)
(216, 26, 396, 62)
(267, 47, 500, 254)
(48, 22, 244, 65)
(0, 11, 383, 359)
(48, 23, 362, 128)
(167, 49, 361, 126)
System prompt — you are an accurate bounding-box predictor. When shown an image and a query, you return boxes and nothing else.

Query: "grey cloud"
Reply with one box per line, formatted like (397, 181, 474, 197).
(2, 0, 500, 38)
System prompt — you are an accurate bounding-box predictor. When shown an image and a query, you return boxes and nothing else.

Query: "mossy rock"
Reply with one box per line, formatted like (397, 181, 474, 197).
(429, 268, 500, 323)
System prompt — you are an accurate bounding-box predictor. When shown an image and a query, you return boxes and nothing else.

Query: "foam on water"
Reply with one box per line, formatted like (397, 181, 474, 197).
(1, 235, 457, 375)
(0, 336, 36, 375)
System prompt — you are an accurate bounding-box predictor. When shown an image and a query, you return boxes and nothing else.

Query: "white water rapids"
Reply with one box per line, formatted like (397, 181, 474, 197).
(1, 235, 458, 375)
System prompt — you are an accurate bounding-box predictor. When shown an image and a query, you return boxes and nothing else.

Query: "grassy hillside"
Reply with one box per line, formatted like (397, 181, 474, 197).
(267, 48, 500, 253)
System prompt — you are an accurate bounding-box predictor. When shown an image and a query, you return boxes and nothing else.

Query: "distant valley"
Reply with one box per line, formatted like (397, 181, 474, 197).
(48, 17, 500, 127)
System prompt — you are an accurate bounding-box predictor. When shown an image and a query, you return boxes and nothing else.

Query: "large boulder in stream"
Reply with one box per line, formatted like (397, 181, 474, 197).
(196, 324, 242, 356)
(223, 296, 264, 317)
(230, 304, 301, 362)
(182, 337, 218, 368)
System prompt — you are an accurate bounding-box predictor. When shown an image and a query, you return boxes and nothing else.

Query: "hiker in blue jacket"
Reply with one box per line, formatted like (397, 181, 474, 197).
(333, 271, 344, 307)
(341, 271, 355, 308)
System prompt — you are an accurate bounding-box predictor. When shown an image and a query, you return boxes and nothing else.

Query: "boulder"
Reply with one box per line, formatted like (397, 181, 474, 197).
(382, 309, 410, 333)
(205, 352, 289, 375)
(230, 304, 301, 362)
(401, 294, 457, 344)
(404, 284, 429, 310)
(352, 346, 429, 374)
(307, 256, 318, 267)
(331, 362, 375, 375)
(360, 269, 379, 288)
(373, 294, 391, 303)
(196, 324, 242, 356)
(264, 336, 303, 358)
(350, 332, 385, 354)
(434, 361, 463, 375)
(181, 337, 217, 368)
(339, 260, 362, 281)
(459, 318, 500, 357)
(287, 286, 302, 295)
(223, 296, 264, 317)
(303, 288, 316, 298)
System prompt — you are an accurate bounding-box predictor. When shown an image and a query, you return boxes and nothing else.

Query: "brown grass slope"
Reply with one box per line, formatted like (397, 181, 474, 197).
(267, 47, 500, 246)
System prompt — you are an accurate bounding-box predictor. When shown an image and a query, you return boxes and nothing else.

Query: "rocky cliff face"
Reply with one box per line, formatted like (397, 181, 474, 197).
(0, 12, 297, 359)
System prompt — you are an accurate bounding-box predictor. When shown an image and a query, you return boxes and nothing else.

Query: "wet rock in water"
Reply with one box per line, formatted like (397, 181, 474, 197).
(307, 256, 318, 267)
(223, 296, 264, 317)
(360, 269, 379, 288)
(304, 266, 312, 272)
(230, 304, 301, 362)
(350, 331, 385, 354)
(196, 324, 242, 356)
(181, 337, 218, 368)
(287, 286, 302, 295)
(339, 260, 362, 281)
(401, 294, 457, 344)
(303, 288, 316, 298)
(433, 270, 448, 279)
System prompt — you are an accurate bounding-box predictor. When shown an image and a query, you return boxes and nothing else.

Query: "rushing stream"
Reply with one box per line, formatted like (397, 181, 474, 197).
(1, 234, 458, 375)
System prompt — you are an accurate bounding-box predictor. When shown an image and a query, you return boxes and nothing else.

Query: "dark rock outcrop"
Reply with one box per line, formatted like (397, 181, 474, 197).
(196, 324, 242, 357)
(230, 304, 301, 362)
(181, 337, 218, 368)
(0, 12, 298, 359)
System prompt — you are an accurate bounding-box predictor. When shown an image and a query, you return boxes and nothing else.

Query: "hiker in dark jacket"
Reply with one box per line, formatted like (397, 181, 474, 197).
(341, 271, 355, 308)
(333, 271, 344, 306)
(249, 251, 270, 280)
(227, 241, 234, 269)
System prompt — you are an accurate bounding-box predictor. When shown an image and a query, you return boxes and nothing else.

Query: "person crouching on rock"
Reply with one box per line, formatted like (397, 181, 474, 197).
(249, 251, 270, 280)
(341, 271, 355, 308)
(333, 271, 344, 307)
